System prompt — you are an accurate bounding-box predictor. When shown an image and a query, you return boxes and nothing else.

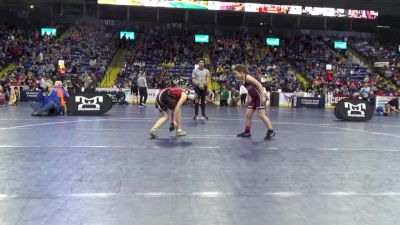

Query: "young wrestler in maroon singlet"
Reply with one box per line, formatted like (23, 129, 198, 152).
(233, 64, 275, 140)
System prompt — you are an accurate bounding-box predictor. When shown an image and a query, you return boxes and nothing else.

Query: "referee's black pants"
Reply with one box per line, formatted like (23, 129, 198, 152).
(194, 86, 207, 116)
(139, 87, 148, 105)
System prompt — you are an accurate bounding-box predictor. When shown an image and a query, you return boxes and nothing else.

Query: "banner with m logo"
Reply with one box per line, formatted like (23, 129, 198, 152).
(335, 98, 373, 121)
(67, 93, 113, 116)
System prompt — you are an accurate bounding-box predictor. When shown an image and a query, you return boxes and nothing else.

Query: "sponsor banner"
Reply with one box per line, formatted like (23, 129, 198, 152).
(147, 89, 160, 103)
(374, 62, 389, 68)
(278, 93, 373, 109)
(20, 90, 40, 102)
(279, 92, 294, 107)
(334, 98, 373, 121)
(375, 96, 396, 109)
(67, 93, 113, 115)
(293, 96, 325, 108)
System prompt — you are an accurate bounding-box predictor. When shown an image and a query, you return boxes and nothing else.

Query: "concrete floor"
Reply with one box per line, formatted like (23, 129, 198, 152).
(0, 104, 399, 225)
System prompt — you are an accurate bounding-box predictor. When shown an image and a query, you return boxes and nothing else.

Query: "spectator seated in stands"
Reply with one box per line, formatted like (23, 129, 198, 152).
(220, 86, 229, 107)
(31, 80, 63, 116)
(359, 83, 371, 99)
(83, 73, 97, 93)
(116, 87, 128, 105)
(230, 87, 241, 107)
(68, 74, 82, 95)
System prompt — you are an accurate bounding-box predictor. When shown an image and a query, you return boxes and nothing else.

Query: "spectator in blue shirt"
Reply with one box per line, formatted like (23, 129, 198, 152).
(31, 80, 62, 116)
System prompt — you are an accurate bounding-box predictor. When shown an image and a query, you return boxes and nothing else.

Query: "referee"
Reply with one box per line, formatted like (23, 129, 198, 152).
(192, 59, 210, 120)
(137, 72, 148, 107)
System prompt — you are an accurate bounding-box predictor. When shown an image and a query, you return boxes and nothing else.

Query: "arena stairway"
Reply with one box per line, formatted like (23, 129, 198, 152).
(56, 29, 69, 43)
(283, 58, 311, 90)
(294, 70, 311, 90)
(0, 63, 17, 78)
(100, 49, 128, 87)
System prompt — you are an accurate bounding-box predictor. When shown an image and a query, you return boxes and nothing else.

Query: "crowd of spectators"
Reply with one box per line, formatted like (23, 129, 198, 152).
(62, 25, 117, 81)
(0, 24, 117, 104)
(0, 23, 56, 105)
(210, 31, 302, 93)
(350, 38, 400, 88)
(117, 25, 201, 89)
(283, 35, 400, 100)
(0, 23, 23, 72)
(1, 23, 399, 108)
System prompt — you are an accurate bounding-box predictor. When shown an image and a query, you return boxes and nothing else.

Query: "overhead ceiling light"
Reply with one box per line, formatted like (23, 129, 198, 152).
(30, 5, 34, 9)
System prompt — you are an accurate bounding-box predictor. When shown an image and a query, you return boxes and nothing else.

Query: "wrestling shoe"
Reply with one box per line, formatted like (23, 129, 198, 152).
(264, 130, 276, 140)
(193, 115, 199, 120)
(150, 128, 158, 139)
(201, 115, 209, 120)
(176, 129, 187, 137)
(169, 122, 176, 132)
(237, 131, 251, 137)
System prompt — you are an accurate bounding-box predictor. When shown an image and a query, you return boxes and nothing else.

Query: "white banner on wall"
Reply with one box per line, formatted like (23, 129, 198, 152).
(374, 62, 389, 68)
(375, 96, 396, 109)
(147, 89, 160, 103)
